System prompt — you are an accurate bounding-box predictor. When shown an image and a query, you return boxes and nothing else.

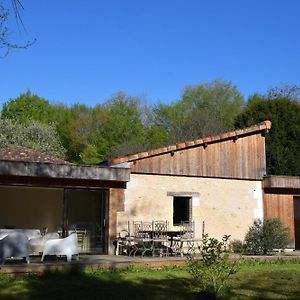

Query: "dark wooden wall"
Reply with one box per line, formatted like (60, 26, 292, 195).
(129, 134, 266, 180)
(107, 188, 125, 254)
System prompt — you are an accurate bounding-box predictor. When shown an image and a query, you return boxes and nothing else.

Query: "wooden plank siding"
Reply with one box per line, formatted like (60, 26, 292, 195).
(263, 176, 300, 190)
(128, 134, 266, 180)
(263, 193, 295, 240)
(110, 121, 271, 180)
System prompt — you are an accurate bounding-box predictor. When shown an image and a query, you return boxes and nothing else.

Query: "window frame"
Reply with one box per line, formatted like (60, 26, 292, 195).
(167, 192, 199, 227)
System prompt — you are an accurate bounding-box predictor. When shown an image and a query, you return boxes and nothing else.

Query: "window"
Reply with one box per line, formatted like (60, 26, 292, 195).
(173, 196, 191, 225)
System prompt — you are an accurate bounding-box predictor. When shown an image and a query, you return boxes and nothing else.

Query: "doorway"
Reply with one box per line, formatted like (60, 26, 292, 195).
(65, 188, 107, 254)
(293, 197, 300, 249)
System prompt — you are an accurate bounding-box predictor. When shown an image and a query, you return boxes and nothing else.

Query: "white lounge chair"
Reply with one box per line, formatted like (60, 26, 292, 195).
(29, 232, 60, 254)
(0, 232, 30, 264)
(41, 233, 79, 262)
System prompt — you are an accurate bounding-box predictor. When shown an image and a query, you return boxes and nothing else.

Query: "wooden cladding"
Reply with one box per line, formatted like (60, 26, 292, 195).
(263, 193, 295, 240)
(129, 134, 266, 180)
(263, 176, 300, 190)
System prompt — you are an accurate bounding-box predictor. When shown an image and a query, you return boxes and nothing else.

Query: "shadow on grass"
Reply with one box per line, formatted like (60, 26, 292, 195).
(0, 265, 204, 300)
(5, 263, 300, 300)
(228, 269, 300, 300)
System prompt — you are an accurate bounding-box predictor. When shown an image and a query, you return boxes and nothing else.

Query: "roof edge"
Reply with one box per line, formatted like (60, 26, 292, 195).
(110, 120, 272, 165)
(263, 175, 300, 190)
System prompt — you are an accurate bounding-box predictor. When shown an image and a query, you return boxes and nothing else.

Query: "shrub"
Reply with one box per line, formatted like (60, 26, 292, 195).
(0, 119, 66, 159)
(187, 234, 239, 298)
(245, 218, 289, 255)
(230, 239, 246, 254)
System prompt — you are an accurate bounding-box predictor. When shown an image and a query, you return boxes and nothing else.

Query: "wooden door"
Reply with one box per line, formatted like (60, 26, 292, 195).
(293, 197, 300, 249)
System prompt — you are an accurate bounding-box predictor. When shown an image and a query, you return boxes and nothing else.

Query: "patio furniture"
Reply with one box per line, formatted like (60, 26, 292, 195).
(76, 229, 88, 252)
(115, 229, 133, 255)
(41, 232, 79, 262)
(152, 220, 169, 256)
(0, 232, 30, 264)
(0, 229, 41, 240)
(29, 232, 60, 254)
(129, 221, 153, 256)
(177, 221, 202, 256)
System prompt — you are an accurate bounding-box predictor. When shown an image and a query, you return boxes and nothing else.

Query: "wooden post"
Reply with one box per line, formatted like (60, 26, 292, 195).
(62, 188, 69, 238)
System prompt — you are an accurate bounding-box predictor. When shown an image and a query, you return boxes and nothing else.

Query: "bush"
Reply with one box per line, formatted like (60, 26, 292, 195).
(245, 218, 289, 255)
(187, 234, 239, 298)
(230, 239, 246, 254)
(0, 119, 66, 159)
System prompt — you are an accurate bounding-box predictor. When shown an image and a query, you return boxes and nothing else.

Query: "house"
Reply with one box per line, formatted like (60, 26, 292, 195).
(109, 121, 272, 244)
(1, 121, 299, 255)
(0, 146, 129, 255)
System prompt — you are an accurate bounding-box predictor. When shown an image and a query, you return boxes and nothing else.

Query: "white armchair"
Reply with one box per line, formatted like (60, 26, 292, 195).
(29, 232, 60, 254)
(0, 232, 30, 264)
(41, 233, 79, 262)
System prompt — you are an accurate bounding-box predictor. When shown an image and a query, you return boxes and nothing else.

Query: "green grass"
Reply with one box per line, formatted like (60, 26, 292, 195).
(1, 259, 300, 299)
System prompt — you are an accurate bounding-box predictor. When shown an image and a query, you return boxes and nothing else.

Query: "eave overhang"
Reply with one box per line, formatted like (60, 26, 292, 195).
(0, 160, 130, 188)
(263, 175, 300, 195)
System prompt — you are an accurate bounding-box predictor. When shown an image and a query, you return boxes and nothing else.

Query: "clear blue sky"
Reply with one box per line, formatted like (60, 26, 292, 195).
(1, 0, 300, 108)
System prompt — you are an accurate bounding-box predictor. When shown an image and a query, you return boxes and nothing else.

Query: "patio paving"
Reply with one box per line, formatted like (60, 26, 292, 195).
(0, 254, 189, 274)
(1, 251, 300, 274)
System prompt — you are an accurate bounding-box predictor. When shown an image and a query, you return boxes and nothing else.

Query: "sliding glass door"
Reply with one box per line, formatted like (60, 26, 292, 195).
(64, 188, 107, 254)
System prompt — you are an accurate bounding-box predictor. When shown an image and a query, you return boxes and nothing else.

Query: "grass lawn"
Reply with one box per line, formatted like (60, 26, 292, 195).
(1, 259, 300, 299)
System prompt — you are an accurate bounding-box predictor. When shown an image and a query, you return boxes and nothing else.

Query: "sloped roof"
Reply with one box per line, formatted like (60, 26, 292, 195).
(110, 120, 272, 165)
(0, 146, 70, 165)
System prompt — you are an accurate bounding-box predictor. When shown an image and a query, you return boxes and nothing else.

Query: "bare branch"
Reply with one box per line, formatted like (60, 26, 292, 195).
(0, 0, 35, 57)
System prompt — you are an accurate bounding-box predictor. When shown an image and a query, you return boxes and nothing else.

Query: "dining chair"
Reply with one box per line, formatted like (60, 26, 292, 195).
(116, 229, 133, 255)
(152, 220, 169, 256)
(129, 221, 153, 256)
(75, 229, 88, 252)
(179, 221, 196, 256)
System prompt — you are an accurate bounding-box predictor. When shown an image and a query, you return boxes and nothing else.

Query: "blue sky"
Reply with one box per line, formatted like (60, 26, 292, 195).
(1, 0, 300, 108)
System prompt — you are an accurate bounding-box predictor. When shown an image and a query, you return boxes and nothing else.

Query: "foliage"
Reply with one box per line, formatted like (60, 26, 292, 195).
(187, 234, 239, 298)
(58, 93, 148, 163)
(0, 81, 245, 164)
(4, 81, 300, 169)
(244, 218, 290, 255)
(152, 80, 244, 144)
(0, 119, 66, 159)
(1, 91, 66, 125)
(101, 92, 146, 159)
(230, 239, 246, 254)
(234, 92, 300, 176)
(58, 103, 96, 163)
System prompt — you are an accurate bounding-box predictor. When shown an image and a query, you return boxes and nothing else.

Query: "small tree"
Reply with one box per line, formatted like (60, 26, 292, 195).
(0, 119, 66, 159)
(245, 218, 289, 255)
(187, 234, 239, 298)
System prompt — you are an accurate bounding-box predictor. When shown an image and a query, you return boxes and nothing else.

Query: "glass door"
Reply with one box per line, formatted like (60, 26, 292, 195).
(65, 188, 107, 254)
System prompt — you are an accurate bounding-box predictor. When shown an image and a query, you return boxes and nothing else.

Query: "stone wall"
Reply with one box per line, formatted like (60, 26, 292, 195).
(117, 174, 263, 241)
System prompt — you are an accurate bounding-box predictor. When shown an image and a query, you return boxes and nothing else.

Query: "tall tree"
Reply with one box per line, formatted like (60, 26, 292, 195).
(58, 103, 100, 163)
(101, 92, 146, 159)
(152, 80, 244, 144)
(2, 91, 49, 123)
(235, 93, 300, 176)
(1, 91, 67, 125)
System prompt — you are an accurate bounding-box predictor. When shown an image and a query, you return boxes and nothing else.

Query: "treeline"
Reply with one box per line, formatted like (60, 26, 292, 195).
(0, 80, 299, 176)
